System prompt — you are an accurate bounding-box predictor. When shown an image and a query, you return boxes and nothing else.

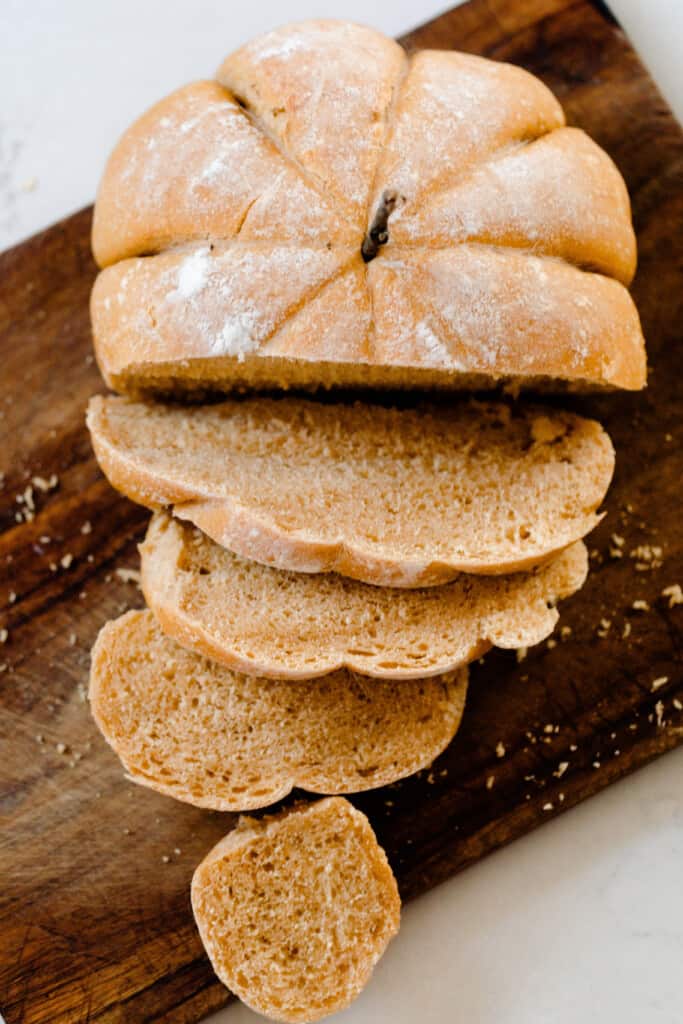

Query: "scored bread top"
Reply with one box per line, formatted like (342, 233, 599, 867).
(191, 798, 401, 1022)
(89, 610, 468, 810)
(91, 21, 645, 395)
(141, 512, 588, 679)
(87, 394, 613, 587)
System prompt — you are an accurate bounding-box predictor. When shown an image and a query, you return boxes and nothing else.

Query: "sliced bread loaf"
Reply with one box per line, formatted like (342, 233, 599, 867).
(141, 513, 588, 679)
(89, 610, 467, 810)
(191, 797, 400, 1022)
(87, 395, 613, 586)
(91, 23, 646, 396)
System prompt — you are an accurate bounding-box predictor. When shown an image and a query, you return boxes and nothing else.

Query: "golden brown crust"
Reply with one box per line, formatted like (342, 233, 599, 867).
(91, 21, 646, 394)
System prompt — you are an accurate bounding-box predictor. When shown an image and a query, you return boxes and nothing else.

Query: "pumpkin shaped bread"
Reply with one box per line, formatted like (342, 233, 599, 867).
(91, 20, 646, 396)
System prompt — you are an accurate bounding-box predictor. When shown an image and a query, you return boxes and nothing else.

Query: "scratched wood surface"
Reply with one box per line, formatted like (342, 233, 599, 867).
(1, 0, 682, 1020)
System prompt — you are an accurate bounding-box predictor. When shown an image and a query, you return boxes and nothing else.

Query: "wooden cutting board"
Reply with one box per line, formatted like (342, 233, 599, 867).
(1, 0, 682, 1021)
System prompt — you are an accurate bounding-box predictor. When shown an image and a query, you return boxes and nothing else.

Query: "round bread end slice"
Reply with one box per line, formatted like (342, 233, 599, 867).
(191, 797, 400, 1022)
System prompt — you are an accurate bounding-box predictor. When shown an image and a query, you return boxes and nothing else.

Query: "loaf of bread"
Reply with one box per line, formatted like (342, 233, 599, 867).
(89, 610, 467, 810)
(191, 797, 401, 1022)
(141, 513, 587, 679)
(87, 394, 613, 586)
(90, 20, 645, 396)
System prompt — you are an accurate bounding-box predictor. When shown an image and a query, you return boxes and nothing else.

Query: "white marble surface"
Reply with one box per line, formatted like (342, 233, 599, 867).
(2, 2, 682, 1022)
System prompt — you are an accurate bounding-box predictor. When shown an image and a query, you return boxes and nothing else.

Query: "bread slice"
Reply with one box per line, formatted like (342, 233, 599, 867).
(87, 394, 613, 586)
(191, 797, 400, 1022)
(89, 610, 467, 810)
(91, 23, 646, 396)
(141, 512, 588, 680)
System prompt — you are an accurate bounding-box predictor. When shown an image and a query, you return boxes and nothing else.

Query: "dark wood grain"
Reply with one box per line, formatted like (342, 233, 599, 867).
(1, 0, 682, 1020)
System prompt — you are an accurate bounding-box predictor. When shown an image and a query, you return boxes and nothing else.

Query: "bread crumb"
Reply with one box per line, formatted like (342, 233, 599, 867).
(661, 584, 682, 608)
(611, 533, 625, 548)
(81, 520, 92, 535)
(486, 775, 495, 789)
(161, 855, 170, 864)
(651, 676, 669, 692)
(0, 629, 8, 644)
(560, 626, 572, 640)
(516, 646, 527, 663)
(68, 633, 76, 646)
(115, 568, 141, 584)
(543, 724, 555, 734)
(56, 742, 67, 754)
(673, 699, 682, 711)
(553, 761, 569, 778)
(596, 618, 611, 638)
(542, 802, 553, 811)
(569, 743, 578, 752)
(60, 553, 73, 569)
(32, 474, 58, 492)
(631, 600, 650, 612)
(630, 544, 663, 571)
(8, 591, 16, 604)
(622, 621, 632, 639)
(495, 741, 506, 758)
(592, 761, 601, 769)
(655, 701, 665, 727)
(547, 637, 557, 649)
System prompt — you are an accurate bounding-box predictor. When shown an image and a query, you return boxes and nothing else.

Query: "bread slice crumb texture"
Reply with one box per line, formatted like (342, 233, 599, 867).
(88, 394, 613, 586)
(141, 513, 588, 679)
(89, 610, 467, 810)
(191, 797, 401, 1022)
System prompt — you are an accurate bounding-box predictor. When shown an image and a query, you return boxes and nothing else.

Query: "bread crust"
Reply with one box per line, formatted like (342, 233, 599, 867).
(90, 21, 646, 394)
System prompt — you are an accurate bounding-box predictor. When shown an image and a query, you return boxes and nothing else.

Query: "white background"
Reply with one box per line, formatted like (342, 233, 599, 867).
(2, 2, 683, 1022)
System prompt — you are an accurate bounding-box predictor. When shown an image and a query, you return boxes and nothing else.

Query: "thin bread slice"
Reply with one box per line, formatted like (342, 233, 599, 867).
(87, 395, 614, 587)
(89, 610, 468, 810)
(141, 512, 588, 679)
(191, 798, 401, 1022)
